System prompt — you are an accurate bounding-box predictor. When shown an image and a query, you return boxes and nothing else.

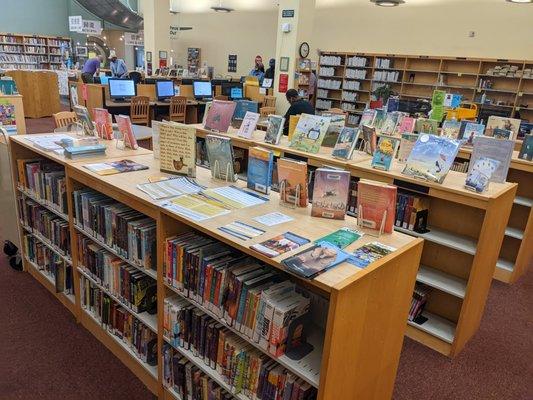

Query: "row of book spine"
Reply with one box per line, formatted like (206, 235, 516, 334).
(163, 295, 316, 400)
(80, 276, 158, 367)
(77, 235, 157, 314)
(163, 344, 232, 400)
(450, 160, 470, 173)
(164, 231, 311, 359)
(409, 283, 430, 322)
(23, 234, 73, 294)
(72, 188, 156, 272)
(395, 192, 429, 233)
(0, 54, 47, 63)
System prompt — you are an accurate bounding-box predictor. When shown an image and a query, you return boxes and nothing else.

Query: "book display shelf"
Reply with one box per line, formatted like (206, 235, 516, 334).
(316, 51, 533, 125)
(297, 58, 312, 100)
(0, 33, 71, 71)
(191, 124, 518, 357)
(455, 149, 532, 283)
(9, 134, 425, 400)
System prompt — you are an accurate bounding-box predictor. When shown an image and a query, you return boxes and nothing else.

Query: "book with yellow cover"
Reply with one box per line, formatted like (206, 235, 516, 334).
(289, 114, 330, 154)
(159, 122, 196, 177)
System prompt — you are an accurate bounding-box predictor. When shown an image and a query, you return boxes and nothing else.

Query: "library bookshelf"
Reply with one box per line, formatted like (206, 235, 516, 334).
(0, 32, 70, 71)
(191, 124, 517, 357)
(9, 134, 424, 400)
(455, 148, 533, 283)
(316, 51, 533, 125)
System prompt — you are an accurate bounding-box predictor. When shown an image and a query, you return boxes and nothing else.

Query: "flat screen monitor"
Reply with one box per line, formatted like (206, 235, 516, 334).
(108, 78, 136, 99)
(99, 74, 109, 85)
(230, 87, 243, 99)
(221, 81, 243, 98)
(193, 81, 212, 99)
(156, 80, 175, 100)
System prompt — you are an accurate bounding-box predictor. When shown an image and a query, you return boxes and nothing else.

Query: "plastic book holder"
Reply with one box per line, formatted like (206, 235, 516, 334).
(357, 205, 387, 238)
(279, 180, 301, 209)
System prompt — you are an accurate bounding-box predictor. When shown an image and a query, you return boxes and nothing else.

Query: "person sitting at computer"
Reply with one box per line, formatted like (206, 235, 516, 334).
(110, 53, 128, 78)
(283, 89, 315, 134)
(264, 58, 275, 80)
(249, 55, 265, 81)
(81, 55, 103, 83)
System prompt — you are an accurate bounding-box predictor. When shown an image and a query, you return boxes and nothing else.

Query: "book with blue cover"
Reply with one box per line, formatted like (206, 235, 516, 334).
(205, 134, 236, 181)
(441, 120, 461, 139)
(247, 146, 274, 194)
(372, 136, 400, 171)
(331, 127, 360, 159)
(282, 241, 350, 278)
(459, 122, 485, 146)
(402, 134, 460, 183)
(373, 108, 387, 131)
(359, 109, 377, 127)
(465, 157, 500, 193)
(264, 115, 285, 144)
(233, 100, 259, 120)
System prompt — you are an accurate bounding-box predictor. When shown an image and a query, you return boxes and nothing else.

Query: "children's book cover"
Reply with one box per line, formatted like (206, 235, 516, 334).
(348, 242, 396, 269)
(373, 108, 387, 131)
(202, 101, 212, 126)
(394, 116, 415, 136)
(371, 136, 400, 171)
(465, 157, 500, 193)
(264, 115, 285, 144)
(237, 111, 260, 139)
(441, 120, 461, 139)
(320, 112, 346, 147)
(311, 168, 350, 220)
(361, 125, 377, 155)
(116, 114, 138, 149)
(233, 100, 259, 120)
(397, 133, 418, 163)
(518, 134, 533, 161)
(331, 127, 360, 160)
(277, 158, 308, 207)
(402, 134, 460, 183)
(460, 122, 485, 146)
(247, 146, 274, 194)
(469, 136, 513, 183)
(379, 112, 400, 136)
(357, 180, 397, 233)
(289, 114, 331, 153)
(282, 242, 350, 279)
(415, 118, 438, 134)
(205, 134, 236, 181)
(204, 100, 236, 133)
(288, 115, 300, 141)
(485, 116, 521, 140)
(250, 231, 310, 258)
(159, 122, 196, 177)
(93, 108, 113, 140)
(492, 128, 512, 140)
(359, 109, 377, 127)
(316, 227, 363, 249)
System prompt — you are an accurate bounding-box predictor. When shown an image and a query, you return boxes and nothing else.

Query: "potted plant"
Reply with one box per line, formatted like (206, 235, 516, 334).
(371, 84, 393, 109)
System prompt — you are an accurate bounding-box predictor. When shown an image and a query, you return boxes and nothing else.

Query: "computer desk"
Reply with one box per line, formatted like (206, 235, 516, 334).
(104, 99, 205, 124)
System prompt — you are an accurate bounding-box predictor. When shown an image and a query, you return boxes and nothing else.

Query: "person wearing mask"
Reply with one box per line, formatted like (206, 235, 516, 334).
(264, 58, 275, 81)
(283, 88, 315, 133)
(81, 55, 103, 83)
(249, 55, 265, 81)
(110, 54, 128, 78)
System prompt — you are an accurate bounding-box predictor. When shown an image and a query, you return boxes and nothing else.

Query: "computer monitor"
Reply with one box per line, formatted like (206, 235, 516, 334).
(221, 81, 243, 99)
(108, 78, 136, 100)
(193, 81, 213, 99)
(156, 80, 175, 101)
(99, 74, 109, 85)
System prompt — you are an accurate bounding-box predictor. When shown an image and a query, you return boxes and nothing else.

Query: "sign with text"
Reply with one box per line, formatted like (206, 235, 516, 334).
(81, 20, 102, 35)
(282, 9, 295, 18)
(124, 32, 144, 46)
(169, 25, 180, 40)
(279, 73, 289, 93)
(69, 16, 83, 32)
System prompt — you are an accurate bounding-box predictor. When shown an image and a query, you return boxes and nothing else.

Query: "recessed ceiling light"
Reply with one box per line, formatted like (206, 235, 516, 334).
(506, 0, 532, 3)
(371, 0, 405, 6)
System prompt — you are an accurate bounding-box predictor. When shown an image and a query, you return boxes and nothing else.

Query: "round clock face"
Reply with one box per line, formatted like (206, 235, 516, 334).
(299, 42, 310, 58)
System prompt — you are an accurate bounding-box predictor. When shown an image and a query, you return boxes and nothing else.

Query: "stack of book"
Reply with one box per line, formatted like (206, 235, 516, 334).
(409, 283, 430, 322)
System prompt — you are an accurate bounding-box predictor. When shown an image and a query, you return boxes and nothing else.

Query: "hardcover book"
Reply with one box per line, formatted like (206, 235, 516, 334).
(93, 108, 113, 140)
(264, 115, 285, 144)
(468, 136, 513, 183)
(331, 127, 360, 160)
(116, 115, 138, 149)
(250, 232, 310, 258)
(465, 157, 500, 193)
(348, 242, 396, 269)
(361, 125, 377, 155)
(373, 108, 387, 131)
(205, 134, 236, 181)
(73, 105, 96, 135)
(289, 113, 331, 154)
(277, 158, 308, 207)
(402, 134, 460, 184)
(492, 128, 512, 140)
(394, 116, 415, 136)
(316, 227, 363, 249)
(518, 135, 533, 161)
(397, 133, 418, 163)
(287, 115, 300, 141)
(359, 109, 377, 127)
(281, 241, 350, 279)
(371, 136, 400, 171)
(459, 122, 485, 146)
(320, 112, 346, 147)
(415, 118, 438, 134)
(247, 146, 274, 194)
(311, 168, 350, 220)
(204, 100, 236, 133)
(233, 100, 258, 120)
(159, 122, 196, 177)
(83, 159, 149, 176)
(441, 120, 461, 139)
(201, 101, 212, 126)
(237, 111, 260, 139)
(379, 112, 400, 136)
(357, 180, 397, 233)
(485, 116, 521, 140)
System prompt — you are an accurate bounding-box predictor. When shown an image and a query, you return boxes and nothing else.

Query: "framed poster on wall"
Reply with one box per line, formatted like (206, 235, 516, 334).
(187, 48, 201, 72)
(228, 54, 237, 73)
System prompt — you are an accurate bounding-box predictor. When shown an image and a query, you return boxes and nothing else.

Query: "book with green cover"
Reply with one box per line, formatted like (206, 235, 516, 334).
(289, 113, 331, 153)
(315, 227, 363, 249)
(415, 118, 438, 134)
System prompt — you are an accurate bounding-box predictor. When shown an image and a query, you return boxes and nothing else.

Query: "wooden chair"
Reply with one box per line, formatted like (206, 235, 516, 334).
(260, 106, 276, 117)
(214, 95, 228, 101)
(263, 95, 276, 108)
(169, 96, 187, 123)
(53, 111, 78, 128)
(130, 96, 150, 126)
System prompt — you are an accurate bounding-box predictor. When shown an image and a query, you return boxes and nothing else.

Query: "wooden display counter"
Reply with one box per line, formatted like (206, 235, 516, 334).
(0, 94, 26, 134)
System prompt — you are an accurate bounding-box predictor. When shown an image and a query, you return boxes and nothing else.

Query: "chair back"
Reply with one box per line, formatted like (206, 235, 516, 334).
(260, 106, 276, 118)
(214, 95, 228, 101)
(130, 96, 150, 126)
(263, 95, 276, 108)
(169, 96, 187, 123)
(53, 111, 78, 128)
(128, 71, 142, 85)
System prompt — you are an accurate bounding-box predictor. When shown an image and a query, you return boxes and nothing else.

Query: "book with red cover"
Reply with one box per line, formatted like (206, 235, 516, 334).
(93, 108, 113, 140)
(116, 115, 138, 149)
(204, 100, 237, 133)
(277, 158, 308, 207)
(311, 168, 350, 220)
(356, 179, 397, 233)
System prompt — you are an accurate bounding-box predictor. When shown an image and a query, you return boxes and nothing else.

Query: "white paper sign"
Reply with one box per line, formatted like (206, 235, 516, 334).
(69, 16, 83, 32)
(81, 20, 102, 35)
(125, 32, 144, 46)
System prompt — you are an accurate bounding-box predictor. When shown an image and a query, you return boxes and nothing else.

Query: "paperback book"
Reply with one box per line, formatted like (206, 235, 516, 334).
(218, 221, 265, 240)
(403, 134, 460, 183)
(492, 128, 512, 140)
(73, 105, 96, 136)
(264, 115, 285, 144)
(485, 116, 521, 140)
(158, 122, 196, 177)
(441, 119, 461, 139)
(237, 111, 260, 138)
(315, 227, 363, 249)
(287, 115, 300, 141)
(379, 112, 400, 136)
(289, 113, 331, 153)
(371, 135, 400, 171)
(361, 125, 377, 155)
(250, 232, 310, 258)
(518, 135, 533, 161)
(311, 168, 350, 220)
(93, 108, 113, 140)
(320, 112, 346, 147)
(247, 146, 274, 194)
(464, 157, 500, 193)
(394, 116, 416, 136)
(397, 133, 418, 163)
(359, 109, 377, 127)
(83, 159, 148, 176)
(468, 136, 513, 183)
(116, 114, 138, 149)
(415, 118, 438, 134)
(357, 179, 397, 234)
(331, 127, 360, 160)
(277, 158, 308, 207)
(205, 135, 236, 181)
(459, 122, 485, 146)
(201, 101, 212, 126)
(204, 100, 236, 133)
(373, 108, 387, 131)
(348, 242, 396, 269)
(282, 241, 350, 279)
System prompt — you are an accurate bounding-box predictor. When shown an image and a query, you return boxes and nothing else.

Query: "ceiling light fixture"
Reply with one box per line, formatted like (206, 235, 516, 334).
(370, 0, 405, 6)
(211, 0, 234, 12)
(506, 0, 532, 3)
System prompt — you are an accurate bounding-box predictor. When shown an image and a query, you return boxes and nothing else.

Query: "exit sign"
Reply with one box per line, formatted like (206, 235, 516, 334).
(282, 9, 295, 18)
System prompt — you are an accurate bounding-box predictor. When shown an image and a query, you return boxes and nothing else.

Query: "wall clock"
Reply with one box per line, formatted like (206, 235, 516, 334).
(299, 42, 310, 59)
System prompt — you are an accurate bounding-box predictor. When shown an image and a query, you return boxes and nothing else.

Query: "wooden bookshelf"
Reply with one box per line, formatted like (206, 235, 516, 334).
(9, 133, 424, 399)
(0, 33, 70, 71)
(297, 58, 313, 101)
(317, 51, 533, 125)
